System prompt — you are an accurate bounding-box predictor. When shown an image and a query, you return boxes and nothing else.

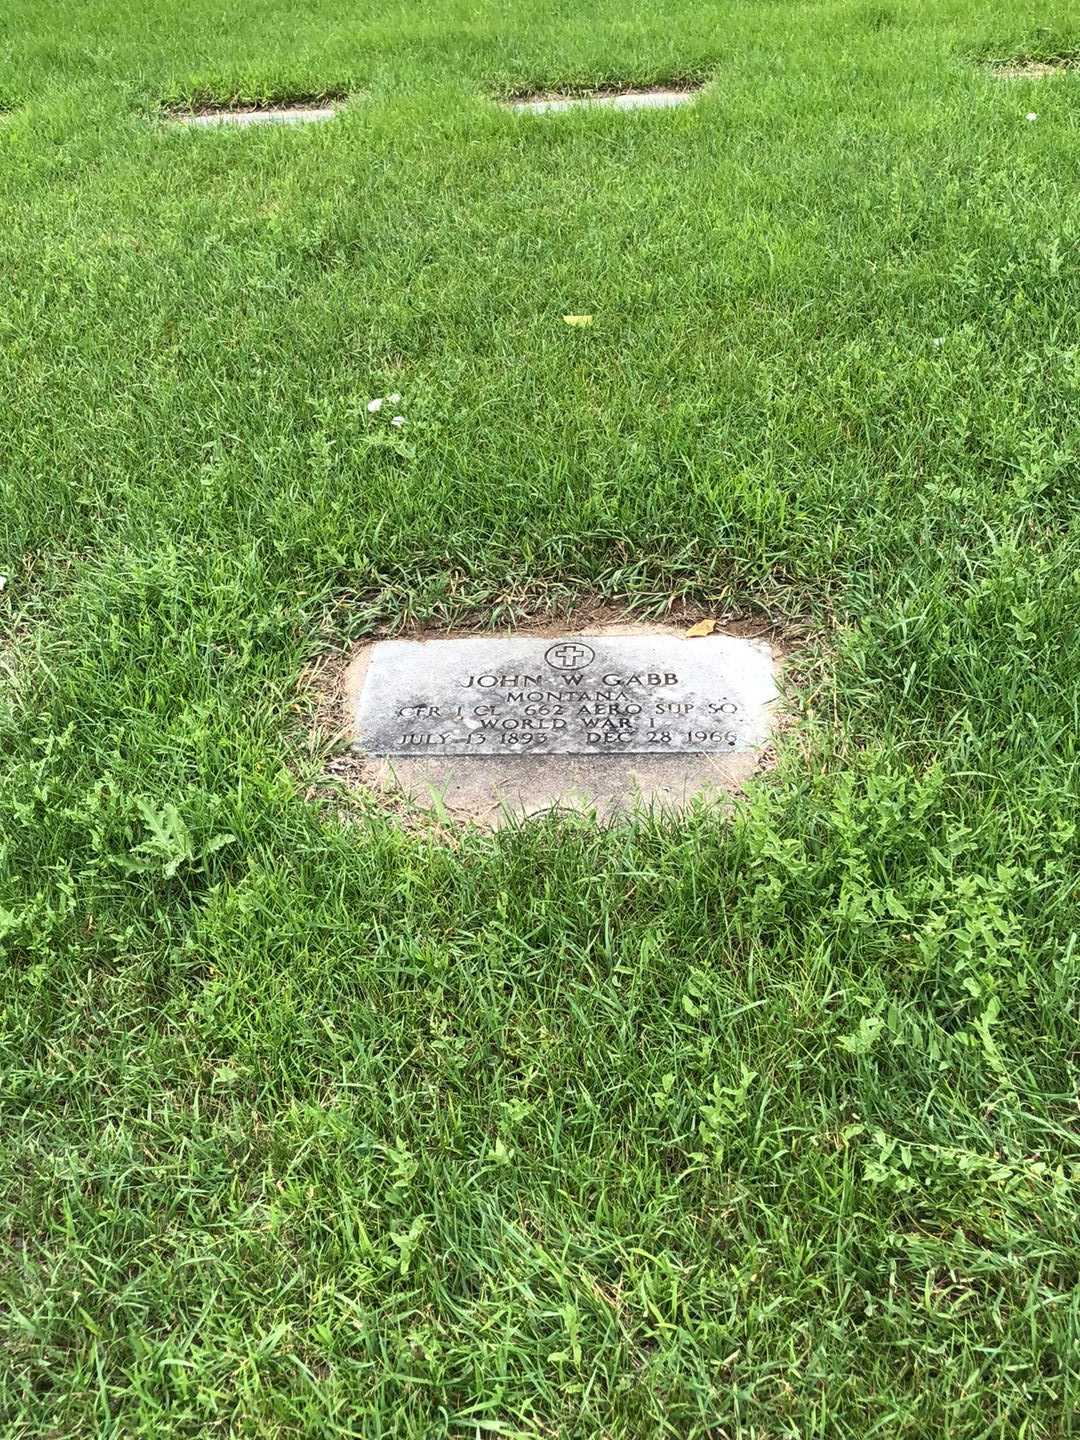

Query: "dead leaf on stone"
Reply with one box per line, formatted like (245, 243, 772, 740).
(563, 314, 593, 326)
(685, 618, 717, 638)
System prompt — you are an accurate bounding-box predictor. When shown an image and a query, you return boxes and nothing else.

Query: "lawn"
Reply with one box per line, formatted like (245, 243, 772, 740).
(1, 0, 1079, 1434)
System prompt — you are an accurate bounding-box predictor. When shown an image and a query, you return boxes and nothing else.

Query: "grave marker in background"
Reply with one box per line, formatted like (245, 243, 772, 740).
(173, 105, 339, 127)
(507, 89, 698, 115)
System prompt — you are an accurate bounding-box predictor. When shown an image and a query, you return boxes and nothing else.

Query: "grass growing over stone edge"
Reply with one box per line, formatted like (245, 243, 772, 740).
(158, 86, 352, 115)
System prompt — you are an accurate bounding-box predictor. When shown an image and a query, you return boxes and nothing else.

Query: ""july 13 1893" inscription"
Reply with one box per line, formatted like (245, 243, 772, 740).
(353, 633, 777, 758)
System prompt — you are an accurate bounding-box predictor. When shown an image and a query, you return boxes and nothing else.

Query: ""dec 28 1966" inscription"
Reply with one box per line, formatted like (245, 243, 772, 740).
(353, 633, 777, 758)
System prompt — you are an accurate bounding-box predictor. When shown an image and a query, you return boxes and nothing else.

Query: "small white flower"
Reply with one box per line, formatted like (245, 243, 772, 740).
(366, 397, 383, 413)
(390, 415, 405, 428)
(932, 337, 944, 348)
(1026, 111, 1038, 122)
(387, 393, 401, 404)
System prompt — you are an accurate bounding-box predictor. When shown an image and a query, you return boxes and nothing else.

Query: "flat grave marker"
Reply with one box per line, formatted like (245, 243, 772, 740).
(172, 105, 339, 127)
(344, 626, 779, 822)
(506, 89, 699, 115)
(989, 60, 1076, 79)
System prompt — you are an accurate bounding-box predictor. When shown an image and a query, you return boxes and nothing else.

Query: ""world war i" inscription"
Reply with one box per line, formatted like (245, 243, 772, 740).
(352, 632, 777, 758)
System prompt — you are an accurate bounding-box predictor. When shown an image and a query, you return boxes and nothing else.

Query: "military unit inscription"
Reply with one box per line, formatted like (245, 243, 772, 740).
(354, 633, 776, 758)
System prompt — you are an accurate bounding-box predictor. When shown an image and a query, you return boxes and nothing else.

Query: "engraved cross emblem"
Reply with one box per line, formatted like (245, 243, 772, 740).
(545, 641, 595, 671)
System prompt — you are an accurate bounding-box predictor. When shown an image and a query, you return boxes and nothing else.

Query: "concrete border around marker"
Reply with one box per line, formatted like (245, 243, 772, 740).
(342, 623, 780, 824)
(300, 611, 798, 829)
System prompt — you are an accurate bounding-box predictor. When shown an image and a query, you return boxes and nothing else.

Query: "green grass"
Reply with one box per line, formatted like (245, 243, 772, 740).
(2, 0, 1080, 1434)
